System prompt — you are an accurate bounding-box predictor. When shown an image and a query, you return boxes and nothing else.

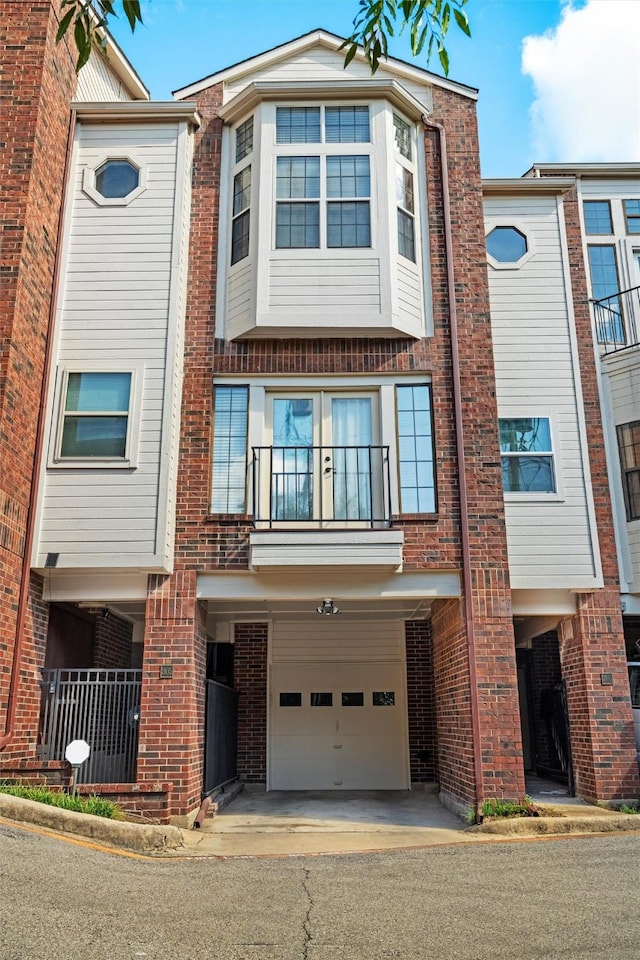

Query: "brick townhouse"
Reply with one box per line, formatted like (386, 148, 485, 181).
(1, 2, 638, 823)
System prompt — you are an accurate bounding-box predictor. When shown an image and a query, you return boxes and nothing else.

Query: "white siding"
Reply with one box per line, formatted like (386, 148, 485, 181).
(396, 259, 422, 322)
(485, 194, 600, 588)
(268, 257, 381, 309)
(35, 120, 191, 572)
(272, 619, 403, 662)
(225, 47, 433, 111)
(76, 48, 134, 102)
(227, 262, 253, 338)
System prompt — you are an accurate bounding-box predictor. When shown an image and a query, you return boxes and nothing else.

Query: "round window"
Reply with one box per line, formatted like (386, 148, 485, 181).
(95, 159, 140, 199)
(486, 226, 528, 263)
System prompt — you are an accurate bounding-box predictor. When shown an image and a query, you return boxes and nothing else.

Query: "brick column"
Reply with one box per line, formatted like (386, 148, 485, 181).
(137, 572, 207, 819)
(559, 588, 640, 801)
(234, 623, 268, 783)
(405, 620, 436, 783)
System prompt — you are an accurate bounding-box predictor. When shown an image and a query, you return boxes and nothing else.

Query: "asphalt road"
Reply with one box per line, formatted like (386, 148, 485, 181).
(1, 822, 639, 960)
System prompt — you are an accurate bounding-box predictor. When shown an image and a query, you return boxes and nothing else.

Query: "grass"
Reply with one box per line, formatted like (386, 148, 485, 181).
(0, 781, 124, 820)
(481, 795, 541, 820)
(614, 803, 640, 815)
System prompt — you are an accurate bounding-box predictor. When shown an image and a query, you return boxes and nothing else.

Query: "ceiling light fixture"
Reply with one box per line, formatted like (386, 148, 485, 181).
(316, 598, 339, 616)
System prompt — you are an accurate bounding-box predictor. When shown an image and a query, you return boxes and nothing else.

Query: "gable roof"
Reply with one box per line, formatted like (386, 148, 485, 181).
(173, 28, 477, 101)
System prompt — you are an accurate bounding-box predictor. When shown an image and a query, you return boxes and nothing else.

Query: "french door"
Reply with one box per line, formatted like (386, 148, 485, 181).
(262, 391, 382, 525)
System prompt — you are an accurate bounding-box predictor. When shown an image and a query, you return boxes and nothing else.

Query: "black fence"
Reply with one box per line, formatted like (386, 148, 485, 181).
(204, 680, 238, 794)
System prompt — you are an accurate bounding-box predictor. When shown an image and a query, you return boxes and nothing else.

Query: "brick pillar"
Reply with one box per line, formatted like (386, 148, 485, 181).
(405, 620, 436, 783)
(137, 572, 207, 819)
(559, 588, 640, 802)
(234, 623, 268, 783)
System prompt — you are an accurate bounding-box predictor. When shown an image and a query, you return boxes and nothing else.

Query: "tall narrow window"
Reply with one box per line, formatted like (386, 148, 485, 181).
(393, 114, 412, 160)
(326, 155, 370, 248)
(275, 157, 320, 248)
(588, 244, 623, 343)
(396, 165, 415, 261)
(59, 372, 132, 459)
(396, 385, 436, 513)
(500, 418, 555, 493)
(211, 386, 249, 513)
(235, 116, 253, 162)
(617, 421, 640, 521)
(231, 166, 251, 264)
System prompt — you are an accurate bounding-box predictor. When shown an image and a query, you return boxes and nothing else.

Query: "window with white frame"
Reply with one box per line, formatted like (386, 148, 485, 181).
(623, 199, 640, 235)
(617, 420, 640, 521)
(230, 116, 253, 265)
(499, 417, 555, 493)
(274, 105, 372, 250)
(393, 114, 416, 262)
(58, 372, 132, 460)
(583, 200, 613, 235)
(211, 385, 249, 513)
(396, 384, 435, 512)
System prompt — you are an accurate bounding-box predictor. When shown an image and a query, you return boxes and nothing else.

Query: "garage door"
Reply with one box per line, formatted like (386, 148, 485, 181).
(270, 661, 409, 790)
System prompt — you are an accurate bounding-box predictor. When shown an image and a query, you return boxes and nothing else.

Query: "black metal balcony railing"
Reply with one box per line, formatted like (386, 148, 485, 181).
(592, 284, 640, 355)
(252, 445, 391, 528)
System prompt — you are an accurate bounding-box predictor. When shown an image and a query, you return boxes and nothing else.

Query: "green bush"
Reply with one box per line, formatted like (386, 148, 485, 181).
(0, 782, 123, 819)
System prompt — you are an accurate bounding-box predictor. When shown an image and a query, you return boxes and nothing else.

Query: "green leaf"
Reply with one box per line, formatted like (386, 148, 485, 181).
(438, 41, 449, 76)
(55, 7, 75, 43)
(74, 18, 92, 71)
(453, 7, 471, 36)
(343, 42, 359, 67)
(122, 0, 143, 31)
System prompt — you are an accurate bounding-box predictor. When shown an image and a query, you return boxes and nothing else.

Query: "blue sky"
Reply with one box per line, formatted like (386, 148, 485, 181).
(107, 0, 640, 178)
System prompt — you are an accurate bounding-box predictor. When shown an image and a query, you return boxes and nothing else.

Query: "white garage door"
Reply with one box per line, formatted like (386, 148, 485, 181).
(270, 660, 409, 790)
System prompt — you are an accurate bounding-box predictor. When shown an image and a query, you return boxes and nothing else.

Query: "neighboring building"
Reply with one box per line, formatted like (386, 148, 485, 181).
(1, 10, 638, 823)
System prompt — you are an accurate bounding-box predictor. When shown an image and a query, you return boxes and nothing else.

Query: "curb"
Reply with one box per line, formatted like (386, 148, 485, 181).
(469, 814, 640, 837)
(0, 794, 184, 854)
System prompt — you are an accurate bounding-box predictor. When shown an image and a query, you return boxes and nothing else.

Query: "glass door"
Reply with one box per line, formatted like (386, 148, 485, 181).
(264, 392, 378, 525)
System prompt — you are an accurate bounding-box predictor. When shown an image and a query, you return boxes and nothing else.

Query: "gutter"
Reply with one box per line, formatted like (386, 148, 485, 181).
(422, 114, 485, 822)
(0, 110, 77, 751)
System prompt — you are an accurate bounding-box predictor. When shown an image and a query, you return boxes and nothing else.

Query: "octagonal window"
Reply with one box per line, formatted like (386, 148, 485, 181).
(486, 226, 528, 263)
(95, 159, 140, 199)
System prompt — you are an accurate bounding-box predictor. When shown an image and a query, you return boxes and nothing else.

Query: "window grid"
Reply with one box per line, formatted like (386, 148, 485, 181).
(231, 166, 251, 265)
(396, 385, 436, 513)
(499, 417, 555, 494)
(325, 106, 370, 143)
(235, 116, 254, 163)
(276, 107, 321, 144)
(393, 114, 412, 159)
(583, 200, 613, 235)
(396, 165, 415, 261)
(211, 386, 249, 513)
(623, 199, 640, 235)
(617, 421, 640, 521)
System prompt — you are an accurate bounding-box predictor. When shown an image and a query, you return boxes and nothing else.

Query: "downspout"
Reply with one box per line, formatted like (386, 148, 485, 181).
(422, 114, 484, 822)
(0, 109, 77, 751)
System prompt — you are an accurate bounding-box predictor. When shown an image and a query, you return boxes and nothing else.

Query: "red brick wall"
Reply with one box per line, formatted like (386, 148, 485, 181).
(0, 1, 75, 741)
(560, 588, 640, 801)
(89, 609, 134, 669)
(137, 572, 207, 819)
(405, 620, 437, 782)
(234, 623, 268, 783)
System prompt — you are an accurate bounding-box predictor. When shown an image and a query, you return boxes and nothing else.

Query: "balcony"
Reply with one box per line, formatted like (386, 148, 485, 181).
(249, 445, 403, 570)
(592, 285, 640, 355)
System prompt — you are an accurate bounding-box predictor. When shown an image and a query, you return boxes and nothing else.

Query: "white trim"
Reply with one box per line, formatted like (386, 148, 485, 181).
(499, 413, 563, 502)
(557, 195, 604, 585)
(485, 218, 535, 271)
(72, 101, 200, 125)
(47, 362, 144, 470)
(82, 153, 147, 207)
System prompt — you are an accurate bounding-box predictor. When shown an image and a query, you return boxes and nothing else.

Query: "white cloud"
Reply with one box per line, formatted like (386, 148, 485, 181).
(522, 0, 640, 162)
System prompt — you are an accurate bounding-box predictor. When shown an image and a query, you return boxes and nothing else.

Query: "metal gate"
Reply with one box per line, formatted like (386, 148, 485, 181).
(204, 680, 238, 794)
(540, 680, 575, 796)
(39, 669, 141, 784)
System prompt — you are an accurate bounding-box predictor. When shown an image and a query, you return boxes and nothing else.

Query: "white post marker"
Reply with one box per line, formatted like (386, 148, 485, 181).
(65, 739, 91, 796)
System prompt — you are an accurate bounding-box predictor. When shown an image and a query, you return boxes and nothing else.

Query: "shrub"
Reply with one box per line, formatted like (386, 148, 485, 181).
(0, 782, 123, 819)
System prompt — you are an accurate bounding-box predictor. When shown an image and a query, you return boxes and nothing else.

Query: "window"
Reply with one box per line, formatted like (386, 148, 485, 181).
(274, 106, 372, 250)
(231, 166, 251, 264)
(396, 165, 415, 261)
(59, 372, 132, 459)
(624, 199, 640, 235)
(95, 159, 139, 199)
(393, 114, 411, 160)
(235, 116, 253, 162)
(583, 200, 613, 235)
(396, 385, 436, 513)
(617, 421, 640, 521)
(486, 226, 528, 263)
(499, 418, 555, 493)
(588, 245, 623, 343)
(211, 385, 249, 513)
(230, 117, 253, 265)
